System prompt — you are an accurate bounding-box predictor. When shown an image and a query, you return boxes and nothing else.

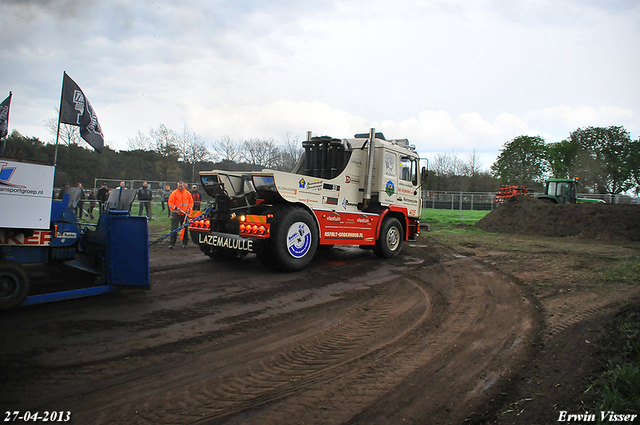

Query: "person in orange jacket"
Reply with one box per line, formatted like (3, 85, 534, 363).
(168, 181, 194, 249)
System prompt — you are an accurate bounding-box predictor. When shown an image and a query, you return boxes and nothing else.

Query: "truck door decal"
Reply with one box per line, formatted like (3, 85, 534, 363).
(385, 180, 395, 196)
(384, 153, 396, 176)
(315, 211, 378, 245)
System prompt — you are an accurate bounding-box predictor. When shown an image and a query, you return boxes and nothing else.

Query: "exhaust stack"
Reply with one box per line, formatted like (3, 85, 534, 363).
(362, 127, 376, 210)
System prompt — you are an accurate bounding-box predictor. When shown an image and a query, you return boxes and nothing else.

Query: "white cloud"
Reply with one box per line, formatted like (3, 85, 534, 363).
(182, 100, 368, 142)
(525, 104, 637, 141)
(526, 104, 635, 127)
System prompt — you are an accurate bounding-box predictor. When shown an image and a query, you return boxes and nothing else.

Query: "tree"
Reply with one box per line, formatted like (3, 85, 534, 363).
(240, 137, 279, 168)
(430, 152, 464, 191)
(462, 150, 482, 178)
(491, 135, 549, 188)
(275, 132, 302, 172)
(212, 135, 240, 169)
(149, 124, 181, 181)
(45, 115, 82, 147)
(566, 126, 635, 194)
(546, 140, 580, 178)
(462, 150, 495, 192)
(630, 137, 640, 195)
(127, 130, 151, 150)
(1, 130, 49, 162)
(425, 151, 497, 192)
(177, 125, 211, 182)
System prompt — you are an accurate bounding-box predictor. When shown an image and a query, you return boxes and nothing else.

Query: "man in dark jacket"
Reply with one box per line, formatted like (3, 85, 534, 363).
(191, 185, 202, 211)
(97, 182, 110, 213)
(137, 182, 153, 219)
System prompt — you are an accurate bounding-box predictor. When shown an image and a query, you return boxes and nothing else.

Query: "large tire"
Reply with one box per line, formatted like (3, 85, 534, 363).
(374, 217, 403, 258)
(0, 260, 29, 310)
(259, 207, 318, 272)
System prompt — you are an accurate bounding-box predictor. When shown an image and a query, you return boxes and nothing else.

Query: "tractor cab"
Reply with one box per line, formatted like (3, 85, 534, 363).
(544, 179, 577, 204)
(537, 178, 605, 204)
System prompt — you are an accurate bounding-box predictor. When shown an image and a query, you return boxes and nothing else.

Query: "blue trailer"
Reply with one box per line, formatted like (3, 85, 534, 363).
(0, 159, 149, 310)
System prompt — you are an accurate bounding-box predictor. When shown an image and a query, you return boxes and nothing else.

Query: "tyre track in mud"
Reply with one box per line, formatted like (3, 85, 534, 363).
(0, 243, 535, 425)
(226, 256, 534, 425)
(77, 274, 431, 424)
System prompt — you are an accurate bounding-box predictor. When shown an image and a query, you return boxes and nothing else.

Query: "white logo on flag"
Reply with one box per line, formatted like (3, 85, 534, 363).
(72, 90, 85, 124)
(85, 100, 103, 137)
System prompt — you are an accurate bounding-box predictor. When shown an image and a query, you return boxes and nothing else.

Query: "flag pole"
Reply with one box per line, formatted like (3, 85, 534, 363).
(53, 71, 66, 167)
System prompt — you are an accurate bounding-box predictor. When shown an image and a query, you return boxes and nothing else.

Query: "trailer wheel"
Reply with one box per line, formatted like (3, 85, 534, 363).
(0, 260, 29, 310)
(374, 217, 403, 258)
(260, 208, 318, 271)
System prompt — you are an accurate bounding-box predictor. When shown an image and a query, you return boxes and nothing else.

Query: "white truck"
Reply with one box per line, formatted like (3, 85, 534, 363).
(189, 129, 424, 271)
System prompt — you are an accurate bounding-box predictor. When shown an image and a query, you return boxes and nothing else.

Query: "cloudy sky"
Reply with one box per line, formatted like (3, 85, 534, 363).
(1, 0, 639, 169)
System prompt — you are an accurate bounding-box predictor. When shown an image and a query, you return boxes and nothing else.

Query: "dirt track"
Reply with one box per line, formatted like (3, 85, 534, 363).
(0, 241, 535, 425)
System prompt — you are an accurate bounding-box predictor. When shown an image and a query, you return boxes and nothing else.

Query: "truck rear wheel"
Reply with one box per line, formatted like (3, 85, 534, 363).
(0, 260, 29, 310)
(259, 207, 318, 272)
(374, 217, 403, 258)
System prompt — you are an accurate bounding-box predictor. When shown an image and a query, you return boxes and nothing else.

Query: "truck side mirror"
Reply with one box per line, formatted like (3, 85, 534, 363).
(414, 166, 429, 195)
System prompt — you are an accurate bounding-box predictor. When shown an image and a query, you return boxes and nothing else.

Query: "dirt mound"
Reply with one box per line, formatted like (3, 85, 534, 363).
(474, 195, 640, 241)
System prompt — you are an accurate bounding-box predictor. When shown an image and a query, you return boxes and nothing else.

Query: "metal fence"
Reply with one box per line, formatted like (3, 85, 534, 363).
(92, 179, 200, 193)
(421, 191, 497, 211)
(421, 190, 640, 211)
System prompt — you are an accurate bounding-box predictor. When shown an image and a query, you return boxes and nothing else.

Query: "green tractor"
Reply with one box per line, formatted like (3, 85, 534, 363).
(537, 178, 605, 204)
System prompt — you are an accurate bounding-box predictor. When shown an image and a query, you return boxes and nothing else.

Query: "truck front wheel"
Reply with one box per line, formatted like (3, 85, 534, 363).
(260, 208, 318, 272)
(374, 217, 403, 258)
(0, 260, 29, 310)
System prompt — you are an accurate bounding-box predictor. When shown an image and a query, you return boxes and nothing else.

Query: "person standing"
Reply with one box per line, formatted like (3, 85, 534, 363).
(87, 190, 96, 219)
(113, 181, 131, 211)
(191, 184, 202, 211)
(76, 183, 85, 218)
(137, 181, 153, 219)
(97, 182, 110, 213)
(161, 184, 172, 217)
(58, 183, 69, 199)
(168, 181, 193, 249)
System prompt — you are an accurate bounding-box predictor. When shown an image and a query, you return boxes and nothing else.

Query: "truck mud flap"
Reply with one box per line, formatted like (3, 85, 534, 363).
(193, 231, 258, 253)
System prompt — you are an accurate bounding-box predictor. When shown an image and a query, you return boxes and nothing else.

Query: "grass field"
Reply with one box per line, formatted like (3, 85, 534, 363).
(419, 208, 490, 229)
(79, 202, 182, 240)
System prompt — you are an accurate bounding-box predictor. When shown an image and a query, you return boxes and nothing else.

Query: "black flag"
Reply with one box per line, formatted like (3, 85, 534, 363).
(59, 72, 104, 153)
(0, 92, 11, 139)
